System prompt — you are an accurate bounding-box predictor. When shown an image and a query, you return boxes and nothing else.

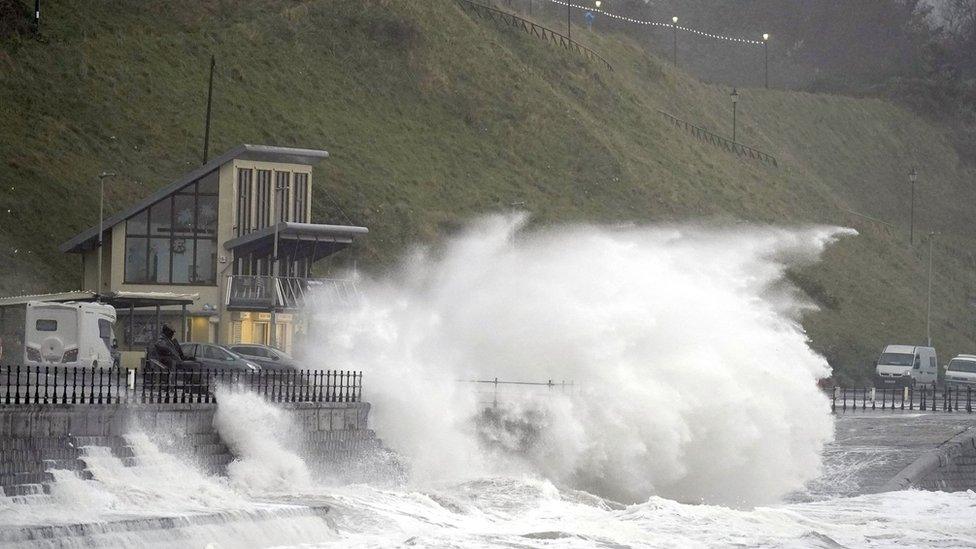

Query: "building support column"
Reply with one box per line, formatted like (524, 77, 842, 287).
(154, 305, 160, 341)
(181, 304, 187, 342)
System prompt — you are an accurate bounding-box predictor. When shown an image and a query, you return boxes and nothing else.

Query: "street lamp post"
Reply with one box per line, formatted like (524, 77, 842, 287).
(730, 88, 739, 142)
(672, 16, 678, 67)
(909, 167, 918, 246)
(96, 171, 116, 298)
(567, 1, 572, 42)
(762, 33, 769, 89)
(927, 231, 938, 346)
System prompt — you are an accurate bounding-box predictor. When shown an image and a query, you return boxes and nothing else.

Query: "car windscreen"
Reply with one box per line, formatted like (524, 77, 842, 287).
(948, 360, 976, 374)
(878, 353, 914, 366)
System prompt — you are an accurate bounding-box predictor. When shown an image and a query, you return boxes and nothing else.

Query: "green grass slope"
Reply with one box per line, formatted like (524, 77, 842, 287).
(2, 0, 975, 383)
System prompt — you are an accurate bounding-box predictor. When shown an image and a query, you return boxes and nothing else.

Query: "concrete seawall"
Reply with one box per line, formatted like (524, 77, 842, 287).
(882, 427, 976, 492)
(0, 401, 381, 497)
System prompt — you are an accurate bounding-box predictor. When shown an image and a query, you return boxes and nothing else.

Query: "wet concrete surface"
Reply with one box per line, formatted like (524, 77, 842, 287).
(798, 409, 976, 500)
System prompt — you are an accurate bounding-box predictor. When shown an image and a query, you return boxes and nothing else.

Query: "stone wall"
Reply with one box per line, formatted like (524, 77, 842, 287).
(0, 401, 380, 498)
(882, 427, 976, 492)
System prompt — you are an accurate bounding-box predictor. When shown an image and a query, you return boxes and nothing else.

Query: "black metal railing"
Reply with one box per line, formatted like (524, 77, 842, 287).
(0, 365, 363, 405)
(455, 0, 613, 71)
(830, 385, 974, 414)
(658, 110, 779, 167)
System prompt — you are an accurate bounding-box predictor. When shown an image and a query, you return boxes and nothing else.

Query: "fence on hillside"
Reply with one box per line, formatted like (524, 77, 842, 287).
(658, 110, 778, 167)
(455, 0, 613, 71)
(831, 385, 974, 414)
(0, 365, 362, 405)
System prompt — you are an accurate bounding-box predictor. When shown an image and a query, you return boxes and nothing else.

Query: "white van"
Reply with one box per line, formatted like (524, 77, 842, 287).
(875, 344, 938, 387)
(944, 355, 976, 388)
(24, 302, 116, 368)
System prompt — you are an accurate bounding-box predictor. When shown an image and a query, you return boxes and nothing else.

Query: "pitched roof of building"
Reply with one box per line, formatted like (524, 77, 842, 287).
(60, 144, 329, 254)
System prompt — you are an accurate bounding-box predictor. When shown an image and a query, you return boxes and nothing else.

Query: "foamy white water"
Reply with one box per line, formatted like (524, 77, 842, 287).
(308, 215, 852, 506)
(6, 218, 969, 548)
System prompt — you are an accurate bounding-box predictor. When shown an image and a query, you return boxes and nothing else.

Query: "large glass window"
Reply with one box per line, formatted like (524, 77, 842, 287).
(275, 171, 291, 222)
(124, 171, 219, 285)
(256, 170, 272, 229)
(293, 173, 309, 223)
(236, 168, 252, 236)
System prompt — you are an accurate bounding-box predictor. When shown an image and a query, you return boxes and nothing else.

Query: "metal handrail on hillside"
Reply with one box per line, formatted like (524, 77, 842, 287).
(658, 110, 779, 168)
(454, 0, 613, 71)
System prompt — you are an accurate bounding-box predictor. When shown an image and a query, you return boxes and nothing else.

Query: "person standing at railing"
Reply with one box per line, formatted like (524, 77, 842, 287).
(585, 11, 595, 31)
(147, 324, 185, 370)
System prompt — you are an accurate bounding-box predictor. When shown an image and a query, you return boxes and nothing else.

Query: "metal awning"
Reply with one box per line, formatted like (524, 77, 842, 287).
(0, 290, 196, 309)
(225, 222, 369, 261)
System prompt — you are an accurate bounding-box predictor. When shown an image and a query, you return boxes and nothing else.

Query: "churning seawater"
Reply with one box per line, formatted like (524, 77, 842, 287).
(2, 216, 975, 547)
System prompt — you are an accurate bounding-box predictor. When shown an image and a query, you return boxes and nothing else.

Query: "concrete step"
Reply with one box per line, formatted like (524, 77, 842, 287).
(0, 483, 48, 497)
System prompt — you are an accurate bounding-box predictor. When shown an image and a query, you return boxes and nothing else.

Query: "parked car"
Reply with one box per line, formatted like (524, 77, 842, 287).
(944, 355, 976, 389)
(227, 344, 299, 371)
(874, 344, 938, 387)
(180, 343, 261, 372)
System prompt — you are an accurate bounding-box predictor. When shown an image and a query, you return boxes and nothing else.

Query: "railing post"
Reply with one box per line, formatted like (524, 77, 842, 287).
(932, 383, 937, 412)
(871, 387, 875, 410)
(901, 386, 906, 410)
(909, 384, 914, 410)
(31, 366, 40, 404)
(842, 387, 847, 411)
(831, 386, 836, 413)
(968, 387, 972, 413)
(106, 367, 113, 404)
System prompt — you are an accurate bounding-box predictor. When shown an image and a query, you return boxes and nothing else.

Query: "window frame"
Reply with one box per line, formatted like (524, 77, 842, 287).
(123, 172, 220, 286)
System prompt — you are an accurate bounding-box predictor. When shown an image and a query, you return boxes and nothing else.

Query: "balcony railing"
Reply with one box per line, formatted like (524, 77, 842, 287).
(226, 275, 360, 311)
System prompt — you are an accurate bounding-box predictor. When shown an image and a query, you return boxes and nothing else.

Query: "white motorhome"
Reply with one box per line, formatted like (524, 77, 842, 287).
(875, 344, 938, 387)
(24, 301, 116, 368)
(944, 354, 976, 388)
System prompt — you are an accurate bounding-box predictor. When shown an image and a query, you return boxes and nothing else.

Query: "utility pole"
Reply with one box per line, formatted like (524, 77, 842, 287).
(672, 17, 678, 67)
(96, 172, 116, 298)
(202, 55, 216, 164)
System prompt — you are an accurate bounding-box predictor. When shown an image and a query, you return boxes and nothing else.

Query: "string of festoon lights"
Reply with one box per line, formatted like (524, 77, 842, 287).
(545, 0, 766, 46)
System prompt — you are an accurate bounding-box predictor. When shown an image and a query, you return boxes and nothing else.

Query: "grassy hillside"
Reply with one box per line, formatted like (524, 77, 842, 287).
(2, 0, 975, 383)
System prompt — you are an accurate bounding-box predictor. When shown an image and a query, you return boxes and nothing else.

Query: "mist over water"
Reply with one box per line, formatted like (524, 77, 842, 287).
(308, 215, 853, 506)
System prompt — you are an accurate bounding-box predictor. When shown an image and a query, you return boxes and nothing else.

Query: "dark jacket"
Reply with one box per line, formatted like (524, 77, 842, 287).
(147, 336, 185, 369)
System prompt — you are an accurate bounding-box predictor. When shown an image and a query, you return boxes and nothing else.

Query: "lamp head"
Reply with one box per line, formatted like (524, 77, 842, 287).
(731, 87, 739, 103)
(762, 33, 769, 41)
(909, 166, 918, 183)
(595, 0, 601, 6)
(672, 16, 678, 23)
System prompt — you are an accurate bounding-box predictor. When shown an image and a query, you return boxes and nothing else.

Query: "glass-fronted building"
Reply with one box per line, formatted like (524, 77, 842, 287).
(59, 144, 367, 366)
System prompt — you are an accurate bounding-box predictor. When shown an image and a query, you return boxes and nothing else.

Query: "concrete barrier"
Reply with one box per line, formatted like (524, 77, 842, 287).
(882, 427, 976, 492)
(0, 401, 382, 497)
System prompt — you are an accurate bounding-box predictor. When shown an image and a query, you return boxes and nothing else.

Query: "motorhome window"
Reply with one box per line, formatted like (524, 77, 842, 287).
(98, 319, 112, 340)
(35, 319, 57, 332)
(929, 357, 937, 370)
(879, 353, 913, 366)
(948, 360, 976, 374)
